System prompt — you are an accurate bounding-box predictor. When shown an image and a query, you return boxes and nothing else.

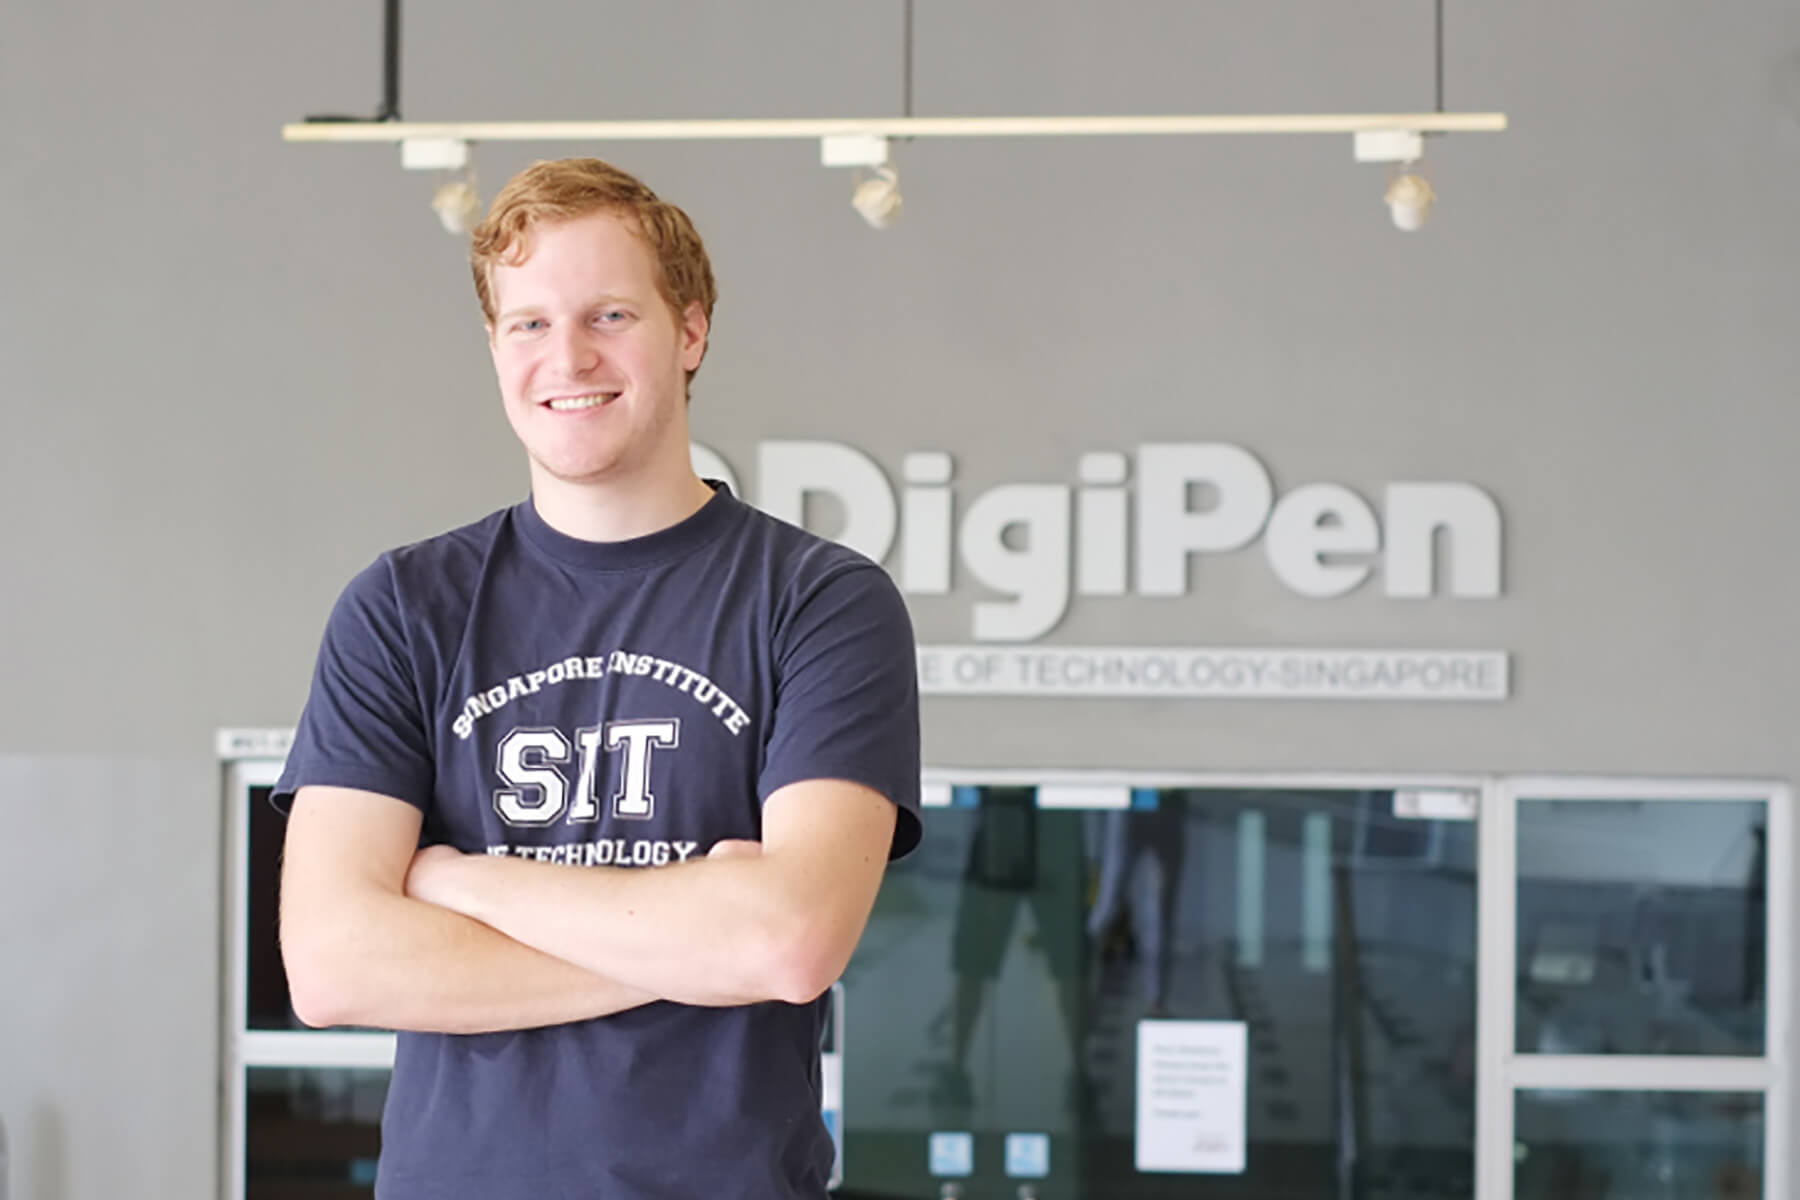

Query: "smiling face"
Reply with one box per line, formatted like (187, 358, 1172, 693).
(487, 210, 709, 500)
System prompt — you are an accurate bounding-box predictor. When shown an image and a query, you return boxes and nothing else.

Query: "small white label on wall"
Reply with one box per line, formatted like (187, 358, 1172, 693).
(920, 782, 955, 808)
(1135, 1020, 1248, 1174)
(215, 728, 294, 760)
(916, 646, 1508, 700)
(1393, 788, 1479, 820)
(1036, 784, 1131, 809)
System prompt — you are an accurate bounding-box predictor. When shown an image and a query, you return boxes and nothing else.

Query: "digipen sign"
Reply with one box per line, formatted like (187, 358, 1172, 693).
(691, 441, 1502, 643)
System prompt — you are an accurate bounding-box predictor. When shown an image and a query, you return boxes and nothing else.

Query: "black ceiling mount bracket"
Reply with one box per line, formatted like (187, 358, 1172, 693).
(303, 0, 401, 124)
(903, 0, 914, 120)
(1425, 0, 1446, 138)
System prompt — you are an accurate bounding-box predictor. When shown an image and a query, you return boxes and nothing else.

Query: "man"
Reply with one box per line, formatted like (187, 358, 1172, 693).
(275, 157, 922, 1199)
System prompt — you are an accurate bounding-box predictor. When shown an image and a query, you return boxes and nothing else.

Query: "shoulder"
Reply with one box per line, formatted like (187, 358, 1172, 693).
(355, 506, 515, 613)
(727, 497, 896, 601)
(715, 504, 914, 666)
(382, 506, 512, 582)
(321, 507, 514, 647)
(720, 501, 912, 652)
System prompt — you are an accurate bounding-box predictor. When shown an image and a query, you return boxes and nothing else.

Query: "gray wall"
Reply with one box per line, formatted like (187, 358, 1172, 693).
(3, 1, 1797, 1195)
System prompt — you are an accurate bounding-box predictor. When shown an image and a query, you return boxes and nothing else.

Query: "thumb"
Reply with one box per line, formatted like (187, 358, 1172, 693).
(707, 838, 763, 860)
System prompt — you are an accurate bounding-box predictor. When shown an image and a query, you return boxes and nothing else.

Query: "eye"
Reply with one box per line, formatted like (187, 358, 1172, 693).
(595, 309, 630, 325)
(510, 318, 547, 334)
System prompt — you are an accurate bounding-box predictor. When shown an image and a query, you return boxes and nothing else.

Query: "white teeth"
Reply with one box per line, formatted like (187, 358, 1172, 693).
(547, 393, 614, 411)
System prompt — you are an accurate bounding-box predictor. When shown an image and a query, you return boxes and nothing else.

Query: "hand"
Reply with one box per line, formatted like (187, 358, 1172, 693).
(707, 838, 763, 861)
(405, 844, 470, 910)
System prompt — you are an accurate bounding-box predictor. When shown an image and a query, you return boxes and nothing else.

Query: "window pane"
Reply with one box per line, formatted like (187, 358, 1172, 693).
(1516, 799, 1766, 1056)
(1515, 1090, 1762, 1199)
(246, 784, 302, 1031)
(245, 1066, 388, 1199)
(842, 786, 1478, 1199)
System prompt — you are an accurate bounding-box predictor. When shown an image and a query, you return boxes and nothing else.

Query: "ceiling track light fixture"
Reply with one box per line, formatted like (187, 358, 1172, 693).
(1354, 0, 1454, 233)
(290, 0, 1502, 234)
(400, 137, 481, 233)
(1354, 130, 1437, 231)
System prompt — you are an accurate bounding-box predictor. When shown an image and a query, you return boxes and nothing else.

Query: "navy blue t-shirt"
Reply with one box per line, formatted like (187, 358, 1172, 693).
(274, 483, 922, 1199)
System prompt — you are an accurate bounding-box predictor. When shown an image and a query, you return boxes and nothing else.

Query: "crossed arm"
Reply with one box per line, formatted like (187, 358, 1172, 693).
(279, 779, 897, 1034)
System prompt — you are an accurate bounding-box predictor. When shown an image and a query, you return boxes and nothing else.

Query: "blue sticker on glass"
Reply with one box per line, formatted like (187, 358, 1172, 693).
(929, 1131, 975, 1176)
(1005, 1132, 1051, 1178)
(823, 1110, 843, 1188)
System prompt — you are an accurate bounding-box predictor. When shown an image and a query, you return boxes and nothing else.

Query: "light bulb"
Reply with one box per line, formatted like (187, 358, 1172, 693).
(432, 178, 482, 235)
(1384, 172, 1435, 232)
(851, 166, 902, 230)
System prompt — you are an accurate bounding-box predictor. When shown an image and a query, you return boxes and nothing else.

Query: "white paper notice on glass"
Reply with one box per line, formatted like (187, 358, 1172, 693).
(1134, 1020, 1248, 1174)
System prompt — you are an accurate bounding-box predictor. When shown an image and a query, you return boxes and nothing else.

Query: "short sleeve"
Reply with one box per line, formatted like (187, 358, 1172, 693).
(759, 563, 922, 860)
(271, 558, 435, 814)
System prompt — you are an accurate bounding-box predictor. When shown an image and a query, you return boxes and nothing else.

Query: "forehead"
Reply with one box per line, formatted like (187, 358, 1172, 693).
(491, 210, 659, 307)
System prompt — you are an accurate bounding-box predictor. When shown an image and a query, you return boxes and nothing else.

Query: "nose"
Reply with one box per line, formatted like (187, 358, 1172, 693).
(547, 321, 601, 377)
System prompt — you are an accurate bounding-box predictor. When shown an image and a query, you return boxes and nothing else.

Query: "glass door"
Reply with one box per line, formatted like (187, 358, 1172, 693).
(841, 772, 1485, 1200)
(1476, 778, 1790, 1200)
(223, 752, 394, 1200)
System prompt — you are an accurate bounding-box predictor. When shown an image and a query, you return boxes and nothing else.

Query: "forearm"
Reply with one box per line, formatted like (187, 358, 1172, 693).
(407, 783, 895, 1008)
(443, 855, 820, 1007)
(283, 887, 659, 1034)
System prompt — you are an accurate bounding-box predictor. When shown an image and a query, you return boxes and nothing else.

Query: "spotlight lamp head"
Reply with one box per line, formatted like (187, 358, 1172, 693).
(851, 165, 903, 230)
(431, 177, 481, 235)
(1384, 169, 1435, 232)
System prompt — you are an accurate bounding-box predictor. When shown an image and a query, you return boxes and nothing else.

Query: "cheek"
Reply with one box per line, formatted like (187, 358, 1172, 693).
(492, 353, 532, 399)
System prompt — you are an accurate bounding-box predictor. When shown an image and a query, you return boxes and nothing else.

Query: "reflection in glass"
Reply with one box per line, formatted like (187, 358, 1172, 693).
(1087, 801, 1185, 1016)
(1515, 1090, 1761, 1200)
(841, 787, 1477, 1198)
(1516, 800, 1766, 1057)
(245, 1067, 388, 1199)
(942, 785, 1087, 1121)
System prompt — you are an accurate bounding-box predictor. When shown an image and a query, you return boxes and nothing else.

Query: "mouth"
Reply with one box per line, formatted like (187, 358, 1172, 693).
(542, 391, 620, 412)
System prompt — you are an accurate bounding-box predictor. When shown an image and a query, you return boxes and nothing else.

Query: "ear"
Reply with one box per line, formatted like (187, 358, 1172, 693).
(680, 301, 709, 372)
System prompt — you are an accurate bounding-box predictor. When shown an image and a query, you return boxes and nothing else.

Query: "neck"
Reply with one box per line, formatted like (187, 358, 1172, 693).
(529, 468, 716, 543)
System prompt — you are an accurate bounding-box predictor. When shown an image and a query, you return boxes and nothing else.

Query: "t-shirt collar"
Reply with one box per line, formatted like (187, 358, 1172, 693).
(512, 479, 739, 571)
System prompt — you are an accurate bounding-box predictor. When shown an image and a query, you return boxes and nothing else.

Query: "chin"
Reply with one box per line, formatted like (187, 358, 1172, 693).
(530, 448, 639, 488)
(543, 460, 631, 487)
